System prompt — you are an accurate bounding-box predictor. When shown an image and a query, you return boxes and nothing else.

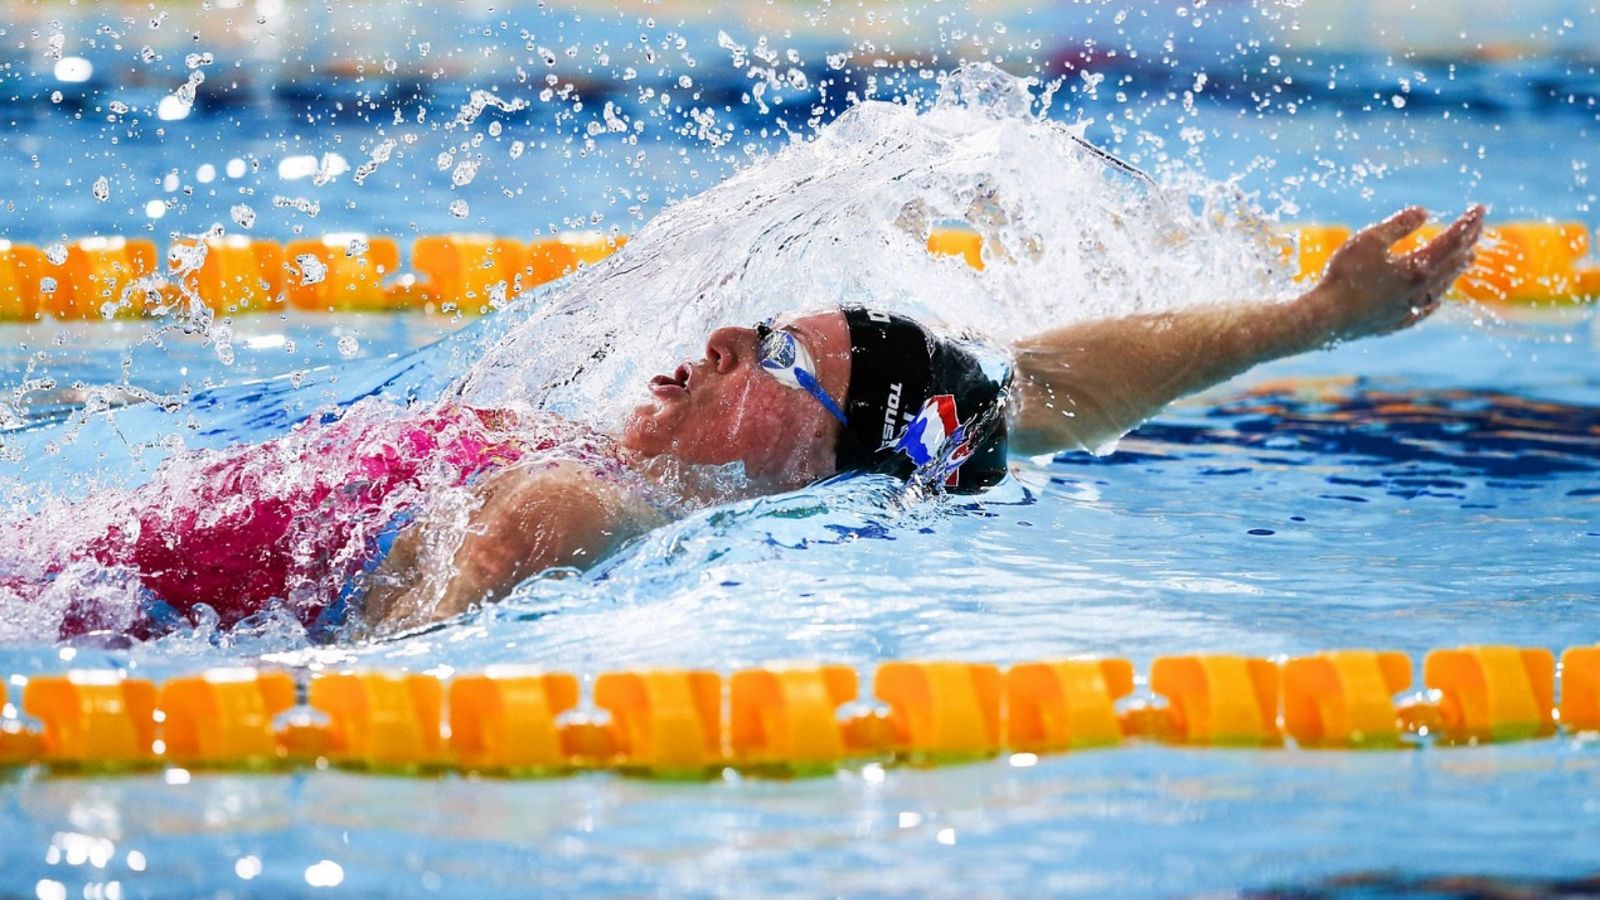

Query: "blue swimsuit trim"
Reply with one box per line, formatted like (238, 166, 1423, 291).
(308, 508, 416, 643)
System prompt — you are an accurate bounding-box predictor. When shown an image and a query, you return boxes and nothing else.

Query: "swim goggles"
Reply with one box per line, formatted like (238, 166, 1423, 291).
(755, 321, 848, 425)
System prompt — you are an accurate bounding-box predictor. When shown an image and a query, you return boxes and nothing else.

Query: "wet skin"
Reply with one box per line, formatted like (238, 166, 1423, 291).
(619, 310, 852, 486)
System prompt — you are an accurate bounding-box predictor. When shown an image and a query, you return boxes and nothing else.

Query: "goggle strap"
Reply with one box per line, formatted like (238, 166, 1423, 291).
(793, 366, 848, 425)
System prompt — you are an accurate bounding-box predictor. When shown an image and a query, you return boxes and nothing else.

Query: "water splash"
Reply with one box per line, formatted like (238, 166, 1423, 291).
(0, 64, 1290, 648)
(0, 399, 634, 645)
(450, 90, 528, 130)
(292, 253, 328, 285)
(460, 64, 1288, 436)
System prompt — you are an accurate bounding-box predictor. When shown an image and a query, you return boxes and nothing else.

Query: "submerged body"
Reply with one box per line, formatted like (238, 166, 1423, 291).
(8, 204, 1485, 640)
(0, 405, 636, 637)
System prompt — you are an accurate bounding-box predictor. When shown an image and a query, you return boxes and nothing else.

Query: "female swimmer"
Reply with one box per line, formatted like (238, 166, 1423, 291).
(13, 204, 1484, 639)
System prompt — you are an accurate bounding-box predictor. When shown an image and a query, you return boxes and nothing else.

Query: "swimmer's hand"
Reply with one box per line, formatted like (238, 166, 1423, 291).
(1299, 205, 1485, 345)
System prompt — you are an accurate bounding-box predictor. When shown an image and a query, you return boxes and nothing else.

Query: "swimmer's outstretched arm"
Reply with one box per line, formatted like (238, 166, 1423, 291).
(359, 461, 655, 630)
(1007, 205, 1485, 456)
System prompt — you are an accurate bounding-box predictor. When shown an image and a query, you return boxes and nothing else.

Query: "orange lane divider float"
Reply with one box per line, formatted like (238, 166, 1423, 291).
(1006, 658, 1133, 751)
(21, 671, 158, 767)
(1282, 224, 1352, 285)
(874, 661, 1003, 761)
(3, 644, 1599, 779)
(0, 682, 43, 764)
(409, 234, 531, 315)
(730, 665, 858, 771)
(593, 669, 723, 774)
(1281, 650, 1411, 748)
(308, 670, 448, 769)
(926, 229, 986, 270)
(1560, 646, 1600, 732)
(449, 668, 579, 773)
(1288, 220, 1600, 305)
(1145, 654, 1282, 746)
(1419, 646, 1555, 743)
(158, 668, 295, 767)
(53, 237, 162, 319)
(1, 222, 1594, 321)
(0, 240, 49, 321)
(169, 235, 286, 315)
(403, 232, 628, 315)
(284, 234, 404, 312)
(526, 232, 628, 285)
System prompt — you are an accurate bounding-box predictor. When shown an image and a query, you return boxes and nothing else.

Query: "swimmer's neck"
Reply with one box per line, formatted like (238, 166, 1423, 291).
(481, 406, 816, 502)
(619, 445, 808, 507)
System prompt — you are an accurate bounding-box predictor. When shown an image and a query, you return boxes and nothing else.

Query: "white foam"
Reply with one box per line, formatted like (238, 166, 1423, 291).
(459, 63, 1291, 433)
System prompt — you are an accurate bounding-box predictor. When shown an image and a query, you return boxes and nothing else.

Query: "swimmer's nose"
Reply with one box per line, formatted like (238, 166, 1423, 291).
(704, 325, 757, 374)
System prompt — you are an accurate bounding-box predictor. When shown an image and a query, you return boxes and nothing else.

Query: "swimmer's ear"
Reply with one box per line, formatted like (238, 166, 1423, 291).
(1364, 206, 1429, 250)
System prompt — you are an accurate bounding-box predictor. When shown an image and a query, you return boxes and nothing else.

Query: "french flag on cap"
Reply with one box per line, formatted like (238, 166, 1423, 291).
(889, 394, 971, 485)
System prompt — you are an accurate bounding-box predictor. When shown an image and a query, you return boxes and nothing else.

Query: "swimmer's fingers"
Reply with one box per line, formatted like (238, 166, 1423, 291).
(1403, 252, 1471, 322)
(1362, 206, 1429, 252)
(1373, 242, 1477, 337)
(1408, 244, 1476, 304)
(1322, 206, 1427, 284)
(1398, 244, 1478, 329)
(1403, 205, 1486, 278)
(1413, 234, 1482, 306)
(1427, 246, 1477, 297)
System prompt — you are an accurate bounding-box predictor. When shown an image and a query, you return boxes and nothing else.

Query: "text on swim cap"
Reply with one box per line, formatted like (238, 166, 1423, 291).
(882, 382, 902, 441)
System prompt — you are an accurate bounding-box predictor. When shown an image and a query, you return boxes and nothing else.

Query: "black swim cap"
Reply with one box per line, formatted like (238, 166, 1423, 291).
(835, 307, 1010, 492)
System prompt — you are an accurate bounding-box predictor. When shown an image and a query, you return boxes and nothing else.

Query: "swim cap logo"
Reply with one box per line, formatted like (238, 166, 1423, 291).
(888, 394, 971, 486)
(881, 382, 903, 441)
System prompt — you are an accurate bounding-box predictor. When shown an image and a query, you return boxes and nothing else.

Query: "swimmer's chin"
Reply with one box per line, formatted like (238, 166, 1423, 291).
(618, 401, 676, 456)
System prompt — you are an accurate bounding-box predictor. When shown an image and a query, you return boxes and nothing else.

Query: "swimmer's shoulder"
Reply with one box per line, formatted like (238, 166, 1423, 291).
(452, 403, 670, 527)
(476, 459, 657, 562)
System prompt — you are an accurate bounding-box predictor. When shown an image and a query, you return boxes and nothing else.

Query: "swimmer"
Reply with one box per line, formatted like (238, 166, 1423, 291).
(13, 204, 1484, 639)
(359, 204, 1485, 628)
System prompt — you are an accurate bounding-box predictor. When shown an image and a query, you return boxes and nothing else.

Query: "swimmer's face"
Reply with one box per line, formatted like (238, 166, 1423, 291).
(622, 309, 850, 484)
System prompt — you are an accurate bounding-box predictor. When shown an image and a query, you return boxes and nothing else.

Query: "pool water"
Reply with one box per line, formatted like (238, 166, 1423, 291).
(0, 7, 1598, 896)
(1, 309, 1595, 896)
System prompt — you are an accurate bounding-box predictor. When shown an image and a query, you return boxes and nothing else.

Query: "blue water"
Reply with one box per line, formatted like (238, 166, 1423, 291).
(2, 309, 1595, 895)
(4, 741, 1600, 896)
(3, 65, 1596, 245)
(2, 5, 1600, 896)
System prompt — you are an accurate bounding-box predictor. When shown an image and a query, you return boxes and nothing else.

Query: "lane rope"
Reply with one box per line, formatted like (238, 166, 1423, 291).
(1, 645, 1594, 778)
(1, 221, 1596, 322)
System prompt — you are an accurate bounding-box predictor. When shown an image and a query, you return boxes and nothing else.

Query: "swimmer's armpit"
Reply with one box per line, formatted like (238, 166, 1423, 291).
(1007, 205, 1485, 457)
(359, 460, 655, 632)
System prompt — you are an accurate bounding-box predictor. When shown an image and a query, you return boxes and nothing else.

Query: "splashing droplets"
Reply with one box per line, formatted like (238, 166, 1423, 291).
(294, 254, 328, 286)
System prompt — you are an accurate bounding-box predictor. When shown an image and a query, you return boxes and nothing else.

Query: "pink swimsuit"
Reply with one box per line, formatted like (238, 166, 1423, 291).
(45, 404, 566, 637)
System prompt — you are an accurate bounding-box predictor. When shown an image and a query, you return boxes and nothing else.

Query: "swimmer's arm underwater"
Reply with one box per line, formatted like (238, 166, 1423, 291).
(1007, 205, 1485, 456)
(358, 461, 654, 630)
